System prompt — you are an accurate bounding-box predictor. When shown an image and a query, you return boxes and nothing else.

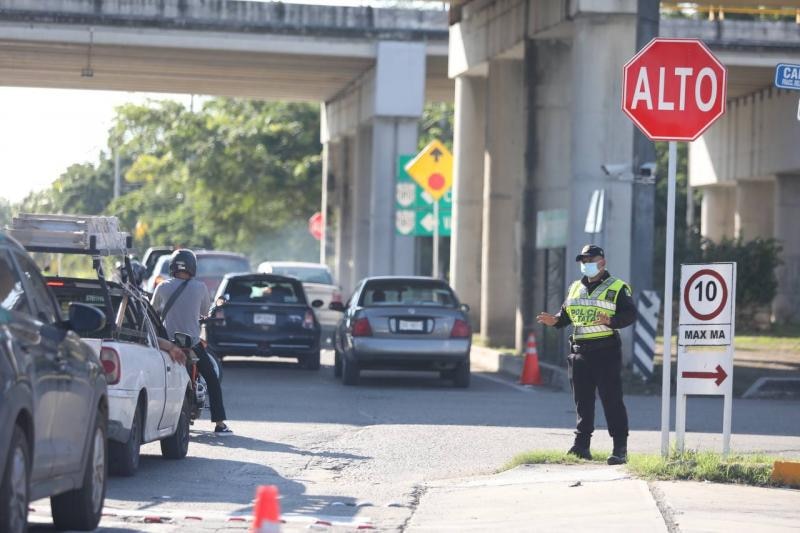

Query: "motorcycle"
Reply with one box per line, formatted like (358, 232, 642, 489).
(173, 332, 222, 424)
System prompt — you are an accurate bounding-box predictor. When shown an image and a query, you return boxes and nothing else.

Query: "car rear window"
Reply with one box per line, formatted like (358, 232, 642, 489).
(269, 266, 333, 285)
(198, 256, 250, 276)
(360, 280, 457, 307)
(224, 278, 305, 305)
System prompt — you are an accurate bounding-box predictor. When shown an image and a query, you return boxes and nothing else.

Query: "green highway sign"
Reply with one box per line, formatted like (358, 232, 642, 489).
(396, 209, 452, 237)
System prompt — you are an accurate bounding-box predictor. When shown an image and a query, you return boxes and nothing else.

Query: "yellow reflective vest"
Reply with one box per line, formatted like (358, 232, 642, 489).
(565, 276, 630, 341)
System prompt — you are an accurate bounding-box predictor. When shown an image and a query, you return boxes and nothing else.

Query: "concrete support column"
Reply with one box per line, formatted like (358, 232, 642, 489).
(700, 185, 735, 242)
(480, 59, 526, 348)
(773, 175, 800, 321)
(450, 75, 486, 327)
(331, 138, 353, 295)
(568, 13, 636, 289)
(351, 125, 372, 289)
(368, 117, 418, 275)
(735, 180, 774, 241)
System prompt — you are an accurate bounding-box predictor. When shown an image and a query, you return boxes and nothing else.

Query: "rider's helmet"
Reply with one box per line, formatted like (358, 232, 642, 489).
(169, 249, 197, 277)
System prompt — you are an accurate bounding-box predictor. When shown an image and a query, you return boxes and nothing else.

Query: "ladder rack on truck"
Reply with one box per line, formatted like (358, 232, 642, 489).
(6, 213, 131, 255)
(6, 213, 135, 329)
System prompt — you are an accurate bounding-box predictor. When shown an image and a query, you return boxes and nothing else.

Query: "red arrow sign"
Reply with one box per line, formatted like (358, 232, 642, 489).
(681, 365, 728, 386)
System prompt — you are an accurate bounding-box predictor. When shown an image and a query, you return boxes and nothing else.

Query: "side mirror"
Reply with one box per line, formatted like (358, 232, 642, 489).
(459, 303, 470, 314)
(173, 332, 193, 349)
(68, 303, 106, 335)
(328, 301, 345, 313)
(311, 299, 324, 308)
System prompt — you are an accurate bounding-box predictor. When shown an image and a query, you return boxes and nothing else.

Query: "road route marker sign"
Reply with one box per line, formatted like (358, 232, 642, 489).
(622, 38, 728, 456)
(676, 262, 736, 455)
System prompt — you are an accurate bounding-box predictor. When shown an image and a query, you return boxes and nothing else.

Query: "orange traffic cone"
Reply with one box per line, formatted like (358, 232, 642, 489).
(520, 332, 543, 386)
(252, 485, 281, 533)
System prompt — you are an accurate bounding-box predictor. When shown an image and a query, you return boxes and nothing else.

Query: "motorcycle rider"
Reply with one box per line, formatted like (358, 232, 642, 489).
(151, 249, 233, 435)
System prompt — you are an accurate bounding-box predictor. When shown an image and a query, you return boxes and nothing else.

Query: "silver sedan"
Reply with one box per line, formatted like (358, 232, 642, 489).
(331, 276, 472, 387)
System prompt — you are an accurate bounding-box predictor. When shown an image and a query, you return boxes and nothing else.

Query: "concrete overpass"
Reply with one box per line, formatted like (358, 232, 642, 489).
(0, 0, 453, 294)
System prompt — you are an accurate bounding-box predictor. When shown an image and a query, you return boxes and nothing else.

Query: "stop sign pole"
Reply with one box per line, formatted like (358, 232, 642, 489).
(622, 38, 727, 457)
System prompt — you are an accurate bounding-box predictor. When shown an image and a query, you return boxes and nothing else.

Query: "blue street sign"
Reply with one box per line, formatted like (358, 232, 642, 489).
(775, 63, 800, 91)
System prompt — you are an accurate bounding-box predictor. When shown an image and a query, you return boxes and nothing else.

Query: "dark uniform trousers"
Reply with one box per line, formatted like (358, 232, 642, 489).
(567, 336, 629, 448)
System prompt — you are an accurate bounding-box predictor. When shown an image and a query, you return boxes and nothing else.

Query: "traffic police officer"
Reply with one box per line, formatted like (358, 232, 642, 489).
(537, 245, 636, 465)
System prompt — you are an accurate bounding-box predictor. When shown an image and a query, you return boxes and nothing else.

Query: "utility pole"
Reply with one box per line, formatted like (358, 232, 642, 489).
(114, 151, 121, 199)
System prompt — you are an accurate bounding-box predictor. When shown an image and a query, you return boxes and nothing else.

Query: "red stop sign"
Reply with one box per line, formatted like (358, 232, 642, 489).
(622, 38, 726, 141)
(308, 212, 323, 241)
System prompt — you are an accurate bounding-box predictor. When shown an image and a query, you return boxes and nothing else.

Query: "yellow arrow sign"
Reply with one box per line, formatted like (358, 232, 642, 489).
(404, 139, 453, 201)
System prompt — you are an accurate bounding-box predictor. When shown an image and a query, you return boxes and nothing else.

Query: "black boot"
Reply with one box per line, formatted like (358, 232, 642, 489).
(567, 436, 592, 460)
(607, 437, 628, 465)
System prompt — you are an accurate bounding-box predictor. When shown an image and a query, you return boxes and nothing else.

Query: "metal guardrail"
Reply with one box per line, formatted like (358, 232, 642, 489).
(661, 3, 800, 23)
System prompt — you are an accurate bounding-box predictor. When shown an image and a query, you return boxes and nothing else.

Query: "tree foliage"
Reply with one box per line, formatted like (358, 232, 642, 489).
(17, 98, 323, 262)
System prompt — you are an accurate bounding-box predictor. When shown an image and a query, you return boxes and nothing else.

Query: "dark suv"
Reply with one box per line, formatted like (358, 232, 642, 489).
(0, 232, 109, 532)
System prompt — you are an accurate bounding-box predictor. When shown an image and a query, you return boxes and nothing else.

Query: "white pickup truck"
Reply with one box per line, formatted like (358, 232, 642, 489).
(8, 213, 192, 477)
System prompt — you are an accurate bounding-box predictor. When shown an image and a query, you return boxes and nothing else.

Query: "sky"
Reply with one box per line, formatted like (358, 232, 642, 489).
(0, 87, 195, 204)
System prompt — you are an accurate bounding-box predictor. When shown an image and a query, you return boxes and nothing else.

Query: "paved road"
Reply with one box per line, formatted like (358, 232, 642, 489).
(30, 350, 800, 532)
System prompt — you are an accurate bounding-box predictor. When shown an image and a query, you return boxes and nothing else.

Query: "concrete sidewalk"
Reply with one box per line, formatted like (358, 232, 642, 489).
(405, 464, 800, 532)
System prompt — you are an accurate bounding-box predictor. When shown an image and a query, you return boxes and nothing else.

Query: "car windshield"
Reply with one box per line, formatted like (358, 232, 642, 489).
(269, 266, 333, 285)
(224, 278, 305, 304)
(198, 256, 250, 276)
(359, 280, 457, 307)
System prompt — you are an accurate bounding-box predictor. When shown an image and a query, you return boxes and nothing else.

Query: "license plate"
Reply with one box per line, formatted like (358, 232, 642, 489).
(398, 320, 424, 332)
(254, 313, 276, 325)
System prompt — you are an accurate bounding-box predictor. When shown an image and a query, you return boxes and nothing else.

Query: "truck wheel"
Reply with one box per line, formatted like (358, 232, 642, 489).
(0, 426, 30, 533)
(342, 356, 360, 386)
(161, 394, 190, 460)
(51, 409, 107, 531)
(109, 404, 141, 477)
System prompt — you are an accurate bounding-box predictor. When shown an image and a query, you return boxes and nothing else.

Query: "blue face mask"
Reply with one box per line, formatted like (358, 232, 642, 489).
(580, 261, 600, 278)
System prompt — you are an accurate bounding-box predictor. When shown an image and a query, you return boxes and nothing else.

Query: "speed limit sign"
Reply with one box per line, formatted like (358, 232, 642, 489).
(676, 262, 736, 455)
(679, 263, 735, 345)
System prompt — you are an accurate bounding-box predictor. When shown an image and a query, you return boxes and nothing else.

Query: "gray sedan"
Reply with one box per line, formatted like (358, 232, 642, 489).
(331, 277, 472, 387)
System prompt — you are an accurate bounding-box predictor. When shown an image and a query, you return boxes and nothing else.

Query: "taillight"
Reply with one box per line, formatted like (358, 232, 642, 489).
(331, 291, 343, 304)
(303, 311, 315, 330)
(99, 347, 121, 385)
(450, 319, 471, 339)
(352, 317, 372, 337)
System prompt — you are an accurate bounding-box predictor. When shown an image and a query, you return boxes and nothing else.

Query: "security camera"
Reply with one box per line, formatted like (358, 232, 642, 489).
(601, 163, 630, 177)
(639, 162, 657, 178)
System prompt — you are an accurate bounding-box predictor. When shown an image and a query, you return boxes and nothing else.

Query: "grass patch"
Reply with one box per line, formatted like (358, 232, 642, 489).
(504, 449, 797, 488)
(502, 450, 610, 471)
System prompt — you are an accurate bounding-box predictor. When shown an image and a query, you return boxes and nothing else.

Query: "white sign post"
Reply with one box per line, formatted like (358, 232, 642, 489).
(676, 262, 736, 455)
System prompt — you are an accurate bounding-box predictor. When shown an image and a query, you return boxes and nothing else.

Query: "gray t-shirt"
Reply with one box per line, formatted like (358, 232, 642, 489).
(151, 277, 211, 345)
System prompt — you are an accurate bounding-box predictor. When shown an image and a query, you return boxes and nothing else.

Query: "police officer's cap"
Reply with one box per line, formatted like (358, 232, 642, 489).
(575, 244, 604, 262)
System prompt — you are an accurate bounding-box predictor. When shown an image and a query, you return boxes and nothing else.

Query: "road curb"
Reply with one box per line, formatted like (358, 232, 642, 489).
(471, 346, 569, 391)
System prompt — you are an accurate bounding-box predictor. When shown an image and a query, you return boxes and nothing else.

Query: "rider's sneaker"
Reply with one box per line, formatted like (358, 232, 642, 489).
(214, 423, 233, 436)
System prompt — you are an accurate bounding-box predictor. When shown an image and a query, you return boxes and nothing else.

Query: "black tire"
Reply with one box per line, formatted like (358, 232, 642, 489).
(208, 351, 223, 383)
(334, 351, 343, 378)
(109, 404, 141, 477)
(342, 355, 360, 386)
(453, 358, 471, 388)
(0, 425, 30, 533)
(51, 409, 107, 531)
(160, 394, 190, 460)
(302, 350, 321, 371)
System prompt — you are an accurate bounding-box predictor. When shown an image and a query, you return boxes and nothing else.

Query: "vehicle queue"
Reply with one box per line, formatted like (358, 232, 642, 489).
(0, 213, 472, 533)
